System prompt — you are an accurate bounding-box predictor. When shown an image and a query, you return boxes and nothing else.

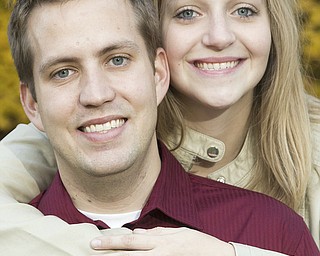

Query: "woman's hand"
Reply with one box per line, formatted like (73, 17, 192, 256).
(90, 227, 235, 256)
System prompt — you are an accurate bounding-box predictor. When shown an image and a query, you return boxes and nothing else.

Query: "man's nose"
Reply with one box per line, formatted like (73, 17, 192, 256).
(79, 69, 116, 107)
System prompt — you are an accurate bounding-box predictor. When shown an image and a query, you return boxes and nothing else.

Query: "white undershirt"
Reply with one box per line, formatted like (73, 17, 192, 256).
(78, 209, 142, 228)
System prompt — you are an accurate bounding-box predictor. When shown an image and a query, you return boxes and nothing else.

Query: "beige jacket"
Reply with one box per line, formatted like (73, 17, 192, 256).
(170, 99, 320, 248)
(171, 124, 320, 246)
(0, 122, 316, 255)
(0, 124, 135, 255)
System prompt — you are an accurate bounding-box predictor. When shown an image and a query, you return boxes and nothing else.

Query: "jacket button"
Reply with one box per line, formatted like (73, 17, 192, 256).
(217, 176, 226, 183)
(207, 146, 219, 158)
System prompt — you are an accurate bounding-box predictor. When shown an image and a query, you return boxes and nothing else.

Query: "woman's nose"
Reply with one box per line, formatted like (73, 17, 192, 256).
(201, 14, 236, 51)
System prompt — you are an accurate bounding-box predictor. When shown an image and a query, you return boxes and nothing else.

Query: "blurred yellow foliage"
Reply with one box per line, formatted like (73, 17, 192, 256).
(302, 0, 320, 59)
(0, 0, 319, 138)
(301, 0, 320, 96)
(0, 0, 28, 138)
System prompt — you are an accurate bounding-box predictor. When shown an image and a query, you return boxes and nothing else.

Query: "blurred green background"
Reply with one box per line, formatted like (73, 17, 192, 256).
(0, 0, 320, 139)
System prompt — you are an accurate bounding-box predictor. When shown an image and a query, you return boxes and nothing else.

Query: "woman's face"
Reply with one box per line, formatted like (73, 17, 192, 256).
(161, 0, 271, 110)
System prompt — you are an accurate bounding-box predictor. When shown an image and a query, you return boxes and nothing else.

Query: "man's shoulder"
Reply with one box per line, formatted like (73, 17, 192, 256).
(189, 173, 304, 222)
(188, 173, 313, 251)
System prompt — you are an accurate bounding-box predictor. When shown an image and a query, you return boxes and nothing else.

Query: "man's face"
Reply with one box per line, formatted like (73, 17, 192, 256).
(24, 0, 168, 179)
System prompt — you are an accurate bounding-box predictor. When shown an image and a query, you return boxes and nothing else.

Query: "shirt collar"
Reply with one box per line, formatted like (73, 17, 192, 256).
(35, 172, 109, 229)
(139, 142, 202, 230)
(35, 141, 202, 231)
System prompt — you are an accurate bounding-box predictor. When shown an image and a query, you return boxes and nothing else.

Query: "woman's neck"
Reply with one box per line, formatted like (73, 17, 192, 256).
(182, 93, 253, 176)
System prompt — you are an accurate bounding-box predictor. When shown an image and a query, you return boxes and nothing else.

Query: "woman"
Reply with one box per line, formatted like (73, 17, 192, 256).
(157, 0, 318, 217)
(91, 0, 320, 253)
(1, 0, 319, 255)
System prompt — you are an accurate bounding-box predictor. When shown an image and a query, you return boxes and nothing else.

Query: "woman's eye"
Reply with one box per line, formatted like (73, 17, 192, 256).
(176, 9, 198, 20)
(110, 56, 129, 66)
(236, 7, 255, 18)
(53, 69, 74, 79)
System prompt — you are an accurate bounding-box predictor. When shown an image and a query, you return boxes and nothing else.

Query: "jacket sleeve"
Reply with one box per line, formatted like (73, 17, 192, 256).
(307, 104, 320, 248)
(0, 123, 127, 255)
(0, 123, 292, 255)
(230, 243, 287, 256)
(0, 123, 57, 202)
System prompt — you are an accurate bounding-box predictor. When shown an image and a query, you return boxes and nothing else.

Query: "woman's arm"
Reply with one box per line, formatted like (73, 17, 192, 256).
(0, 124, 132, 255)
(90, 228, 287, 256)
(0, 124, 290, 255)
(0, 123, 56, 203)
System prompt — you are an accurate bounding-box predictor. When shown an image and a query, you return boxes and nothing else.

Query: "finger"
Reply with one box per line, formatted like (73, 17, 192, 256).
(131, 228, 147, 234)
(95, 251, 152, 256)
(91, 234, 155, 251)
(133, 227, 187, 235)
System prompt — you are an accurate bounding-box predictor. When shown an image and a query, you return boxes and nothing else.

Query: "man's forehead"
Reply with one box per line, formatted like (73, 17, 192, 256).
(26, 0, 146, 73)
(27, 0, 139, 51)
(28, 0, 136, 31)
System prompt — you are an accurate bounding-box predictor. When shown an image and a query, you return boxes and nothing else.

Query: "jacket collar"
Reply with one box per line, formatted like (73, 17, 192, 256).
(168, 127, 225, 163)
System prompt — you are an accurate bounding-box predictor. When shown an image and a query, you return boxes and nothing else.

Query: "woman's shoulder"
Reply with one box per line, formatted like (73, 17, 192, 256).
(307, 94, 320, 124)
(300, 95, 320, 245)
(307, 95, 320, 167)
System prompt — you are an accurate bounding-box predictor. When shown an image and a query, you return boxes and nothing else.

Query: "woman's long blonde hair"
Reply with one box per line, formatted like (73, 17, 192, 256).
(156, 0, 314, 212)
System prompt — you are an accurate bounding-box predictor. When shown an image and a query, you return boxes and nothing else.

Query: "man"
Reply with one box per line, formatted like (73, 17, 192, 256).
(1, 0, 319, 255)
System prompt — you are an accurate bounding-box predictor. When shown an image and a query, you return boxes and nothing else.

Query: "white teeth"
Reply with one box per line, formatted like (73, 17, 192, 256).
(82, 119, 125, 133)
(103, 122, 111, 130)
(90, 125, 96, 132)
(195, 61, 239, 71)
(96, 124, 103, 132)
(213, 63, 220, 70)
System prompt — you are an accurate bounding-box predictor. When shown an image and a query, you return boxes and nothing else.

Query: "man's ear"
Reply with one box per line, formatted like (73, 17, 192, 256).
(20, 82, 45, 132)
(154, 48, 170, 106)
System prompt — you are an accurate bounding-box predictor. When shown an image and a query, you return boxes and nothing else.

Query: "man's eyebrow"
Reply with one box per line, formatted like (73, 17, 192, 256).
(39, 57, 80, 75)
(96, 40, 140, 58)
(39, 41, 140, 74)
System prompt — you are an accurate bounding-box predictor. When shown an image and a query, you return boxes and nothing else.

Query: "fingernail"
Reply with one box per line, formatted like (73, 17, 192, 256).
(133, 228, 147, 234)
(90, 239, 102, 248)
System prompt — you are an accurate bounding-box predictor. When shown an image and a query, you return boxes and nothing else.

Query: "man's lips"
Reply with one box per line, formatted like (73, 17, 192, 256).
(79, 118, 126, 133)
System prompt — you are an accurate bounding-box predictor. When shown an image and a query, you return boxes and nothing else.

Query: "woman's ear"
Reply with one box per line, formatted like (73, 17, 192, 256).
(20, 82, 45, 132)
(154, 47, 170, 106)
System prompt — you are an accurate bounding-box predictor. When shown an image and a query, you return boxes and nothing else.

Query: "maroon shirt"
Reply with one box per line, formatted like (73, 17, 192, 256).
(30, 142, 319, 256)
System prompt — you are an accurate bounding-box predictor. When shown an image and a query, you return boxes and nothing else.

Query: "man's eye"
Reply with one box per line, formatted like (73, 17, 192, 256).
(53, 69, 74, 79)
(110, 56, 128, 66)
(176, 9, 198, 20)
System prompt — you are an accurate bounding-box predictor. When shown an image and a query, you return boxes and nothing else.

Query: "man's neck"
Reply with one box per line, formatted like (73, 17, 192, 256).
(59, 141, 161, 214)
